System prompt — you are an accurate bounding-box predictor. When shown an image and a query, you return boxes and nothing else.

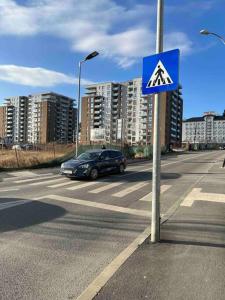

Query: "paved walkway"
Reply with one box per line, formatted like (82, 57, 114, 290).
(94, 179, 225, 300)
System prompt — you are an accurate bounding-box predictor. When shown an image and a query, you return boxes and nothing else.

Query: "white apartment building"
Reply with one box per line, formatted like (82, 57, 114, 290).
(125, 78, 153, 145)
(82, 78, 152, 145)
(182, 111, 225, 144)
(4, 96, 28, 144)
(84, 82, 127, 143)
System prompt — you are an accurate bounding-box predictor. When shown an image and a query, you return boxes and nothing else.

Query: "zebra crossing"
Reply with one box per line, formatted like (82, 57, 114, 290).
(4, 173, 173, 201)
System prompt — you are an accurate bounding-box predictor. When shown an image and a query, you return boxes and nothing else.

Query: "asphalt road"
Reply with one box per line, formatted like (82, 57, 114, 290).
(0, 151, 224, 300)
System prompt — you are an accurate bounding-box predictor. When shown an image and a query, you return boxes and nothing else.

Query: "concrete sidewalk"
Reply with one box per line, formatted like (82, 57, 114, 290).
(94, 196, 225, 300)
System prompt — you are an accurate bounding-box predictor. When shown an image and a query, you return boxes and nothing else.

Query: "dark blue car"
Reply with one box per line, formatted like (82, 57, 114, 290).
(60, 149, 127, 180)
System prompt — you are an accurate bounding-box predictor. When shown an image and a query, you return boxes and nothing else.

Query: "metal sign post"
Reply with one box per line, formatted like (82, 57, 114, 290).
(142, 1, 179, 243)
(151, 0, 164, 243)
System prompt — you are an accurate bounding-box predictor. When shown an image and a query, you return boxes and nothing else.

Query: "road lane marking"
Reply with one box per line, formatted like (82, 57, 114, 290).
(181, 188, 225, 207)
(67, 181, 99, 191)
(140, 185, 171, 201)
(113, 181, 149, 198)
(9, 171, 38, 177)
(34, 194, 151, 217)
(89, 182, 124, 194)
(0, 200, 31, 211)
(48, 180, 82, 188)
(0, 188, 19, 192)
(29, 177, 65, 186)
(14, 174, 59, 184)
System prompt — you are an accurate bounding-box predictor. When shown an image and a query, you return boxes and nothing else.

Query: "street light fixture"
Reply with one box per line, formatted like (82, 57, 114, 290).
(75, 51, 99, 157)
(200, 29, 225, 44)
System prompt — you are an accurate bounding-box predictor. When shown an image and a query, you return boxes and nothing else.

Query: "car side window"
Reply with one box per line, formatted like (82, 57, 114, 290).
(109, 151, 122, 158)
(100, 151, 110, 160)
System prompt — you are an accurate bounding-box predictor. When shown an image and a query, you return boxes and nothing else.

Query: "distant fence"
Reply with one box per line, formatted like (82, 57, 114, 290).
(78, 144, 168, 159)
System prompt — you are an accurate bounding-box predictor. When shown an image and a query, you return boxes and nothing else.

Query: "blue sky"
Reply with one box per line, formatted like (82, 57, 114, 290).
(0, 0, 224, 118)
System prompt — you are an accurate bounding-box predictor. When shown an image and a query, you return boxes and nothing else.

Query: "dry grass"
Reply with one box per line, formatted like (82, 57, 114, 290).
(0, 145, 75, 168)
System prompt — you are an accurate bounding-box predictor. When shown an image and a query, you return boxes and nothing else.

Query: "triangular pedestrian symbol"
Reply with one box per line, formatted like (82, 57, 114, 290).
(146, 60, 173, 88)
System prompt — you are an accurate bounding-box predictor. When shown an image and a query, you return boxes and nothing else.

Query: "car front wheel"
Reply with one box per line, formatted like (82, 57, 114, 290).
(119, 163, 125, 174)
(90, 168, 98, 180)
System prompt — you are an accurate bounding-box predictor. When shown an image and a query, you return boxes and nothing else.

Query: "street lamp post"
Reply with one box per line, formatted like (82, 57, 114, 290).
(75, 51, 99, 157)
(200, 29, 225, 44)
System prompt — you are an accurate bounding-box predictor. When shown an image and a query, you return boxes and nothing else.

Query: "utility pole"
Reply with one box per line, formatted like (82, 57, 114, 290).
(151, 0, 164, 243)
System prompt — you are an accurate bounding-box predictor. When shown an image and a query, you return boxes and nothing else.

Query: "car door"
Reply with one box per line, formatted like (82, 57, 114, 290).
(108, 150, 120, 171)
(98, 151, 111, 173)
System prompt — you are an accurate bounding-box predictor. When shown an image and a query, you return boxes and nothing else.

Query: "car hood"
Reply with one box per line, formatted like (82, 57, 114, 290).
(62, 159, 93, 168)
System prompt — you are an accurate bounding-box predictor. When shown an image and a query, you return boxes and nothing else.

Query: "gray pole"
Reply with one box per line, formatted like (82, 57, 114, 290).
(151, 0, 164, 243)
(76, 61, 82, 157)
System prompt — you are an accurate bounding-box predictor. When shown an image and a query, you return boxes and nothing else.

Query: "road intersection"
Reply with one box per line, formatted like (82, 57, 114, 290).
(0, 151, 224, 300)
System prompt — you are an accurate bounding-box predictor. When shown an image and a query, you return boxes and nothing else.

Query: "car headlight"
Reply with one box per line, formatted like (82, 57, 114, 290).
(79, 163, 90, 169)
(61, 163, 65, 168)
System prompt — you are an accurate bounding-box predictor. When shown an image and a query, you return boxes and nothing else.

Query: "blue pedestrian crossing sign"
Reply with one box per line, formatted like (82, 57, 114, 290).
(142, 49, 179, 95)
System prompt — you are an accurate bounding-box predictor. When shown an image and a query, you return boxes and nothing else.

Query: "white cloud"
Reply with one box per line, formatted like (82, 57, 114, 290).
(0, 0, 194, 68)
(0, 65, 93, 87)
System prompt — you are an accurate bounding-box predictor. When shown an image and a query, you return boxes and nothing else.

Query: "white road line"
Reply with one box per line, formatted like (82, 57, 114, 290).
(75, 226, 151, 300)
(14, 174, 59, 184)
(67, 181, 100, 191)
(140, 185, 171, 201)
(34, 194, 151, 217)
(89, 182, 124, 194)
(0, 200, 30, 211)
(9, 171, 38, 177)
(113, 181, 149, 198)
(181, 188, 225, 207)
(29, 177, 64, 186)
(0, 188, 19, 192)
(48, 180, 81, 188)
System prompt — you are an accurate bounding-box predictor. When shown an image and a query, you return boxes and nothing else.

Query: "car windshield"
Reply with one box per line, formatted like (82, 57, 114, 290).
(76, 152, 101, 161)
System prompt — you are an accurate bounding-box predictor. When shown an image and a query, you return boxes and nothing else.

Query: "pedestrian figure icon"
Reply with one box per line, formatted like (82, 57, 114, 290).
(147, 60, 173, 88)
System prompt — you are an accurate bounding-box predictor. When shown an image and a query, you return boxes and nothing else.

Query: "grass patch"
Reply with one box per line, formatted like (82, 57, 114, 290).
(0, 145, 76, 171)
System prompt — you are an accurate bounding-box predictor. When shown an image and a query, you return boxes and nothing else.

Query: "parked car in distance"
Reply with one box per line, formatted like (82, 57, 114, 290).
(60, 149, 127, 180)
(219, 146, 225, 150)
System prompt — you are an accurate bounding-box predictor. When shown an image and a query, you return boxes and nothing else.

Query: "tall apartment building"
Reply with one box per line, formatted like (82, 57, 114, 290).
(182, 111, 225, 144)
(0, 96, 28, 144)
(0, 106, 6, 140)
(81, 82, 127, 144)
(0, 92, 76, 144)
(80, 79, 152, 145)
(27, 92, 76, 144)
(125, 78, 153, 145)
(81, 78, 183, 148)
(152, 86, 183, 148)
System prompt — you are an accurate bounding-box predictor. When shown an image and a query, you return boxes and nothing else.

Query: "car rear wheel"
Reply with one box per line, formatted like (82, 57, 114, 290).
(119, 163, 125, 174)
(90, 168, 98, 180)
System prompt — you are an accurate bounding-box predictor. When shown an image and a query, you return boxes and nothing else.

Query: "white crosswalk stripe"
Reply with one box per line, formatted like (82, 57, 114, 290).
(29, 178, 65, 186)
(9, 171, 40, 177)
(89, 182, 124, 194)
(14, 174, 59, 184)
(0, 188, 19, 192)
(139, 185, 171, 201)
(48, 180, 82, 188)
(67, 181, 100, 191)
(0, 200, 31, 211)
(113, 181, 149, 198)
